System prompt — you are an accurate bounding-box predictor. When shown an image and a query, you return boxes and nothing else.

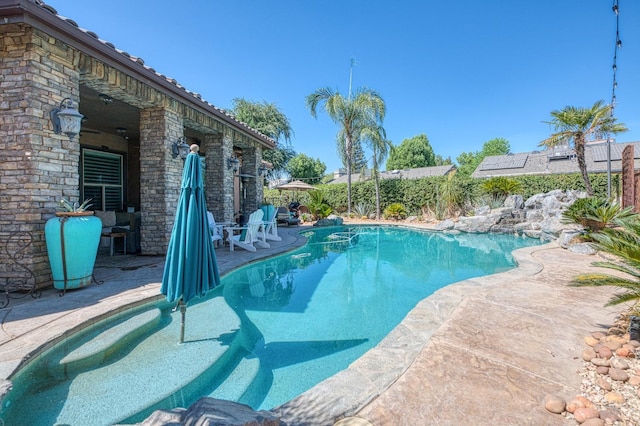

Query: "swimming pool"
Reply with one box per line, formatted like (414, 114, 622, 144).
(1, 226, 541, 425)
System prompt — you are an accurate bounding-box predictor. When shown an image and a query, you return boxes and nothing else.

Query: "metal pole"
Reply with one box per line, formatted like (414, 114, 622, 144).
(607, 137, 612, 199)
(179, 300, 186, 344)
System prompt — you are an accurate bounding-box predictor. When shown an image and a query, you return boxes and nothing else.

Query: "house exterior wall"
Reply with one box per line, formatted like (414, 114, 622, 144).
(1, 24, 82, 288)
(0, 3, 274, 290)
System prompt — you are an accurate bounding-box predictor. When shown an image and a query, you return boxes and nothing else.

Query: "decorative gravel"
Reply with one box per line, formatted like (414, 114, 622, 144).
(546, 310, 640, 425)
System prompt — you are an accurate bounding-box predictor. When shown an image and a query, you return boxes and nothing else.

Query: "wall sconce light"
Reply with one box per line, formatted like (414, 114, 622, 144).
(50, 98, 84, 141)
(258, 165, 268, 176)
(227, 156, 240, 173)
(98, 93, 113, 105)
(171, 137, 190, 159)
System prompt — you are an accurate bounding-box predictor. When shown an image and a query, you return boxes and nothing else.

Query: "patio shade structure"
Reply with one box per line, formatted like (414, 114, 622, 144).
(161, 145, 220, 343)
(275, 180, 317, 192)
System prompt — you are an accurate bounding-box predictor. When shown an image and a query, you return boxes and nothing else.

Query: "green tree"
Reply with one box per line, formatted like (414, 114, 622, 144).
(337, 136, 367, 173)
(386, 134, 435, 170)
(231, 98, 295, 179)
(361, 125, 391, 219)
(435, 154, 453, 166)
(456, 137, 511, 176)
(306, 86, 386, 216)
(286, 153, 326, 185)
(540, 100, 628, 196)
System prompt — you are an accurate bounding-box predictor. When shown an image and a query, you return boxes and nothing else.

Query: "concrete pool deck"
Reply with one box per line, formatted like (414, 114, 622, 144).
(0, 222, 620, 425)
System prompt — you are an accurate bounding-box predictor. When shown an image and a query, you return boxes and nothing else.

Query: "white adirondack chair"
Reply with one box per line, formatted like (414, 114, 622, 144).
(227, 209, 269, 252)
(258, 206, 282, 242)
(206, 211, 224, 247)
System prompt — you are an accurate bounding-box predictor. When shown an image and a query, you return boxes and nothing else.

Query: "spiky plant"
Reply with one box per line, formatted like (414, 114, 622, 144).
(571, 215, 640, 306)
(58, 198, 93, 212)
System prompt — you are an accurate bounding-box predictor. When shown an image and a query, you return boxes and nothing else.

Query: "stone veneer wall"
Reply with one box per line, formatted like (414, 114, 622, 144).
(0, 25, 82, 288)
(203, 134, 235, 223)
(139, 107, 184, 255)
(241, 146, 260, 215)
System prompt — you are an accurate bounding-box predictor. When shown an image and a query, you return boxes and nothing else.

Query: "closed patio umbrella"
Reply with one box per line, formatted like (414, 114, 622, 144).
(161, 144, 220, 343)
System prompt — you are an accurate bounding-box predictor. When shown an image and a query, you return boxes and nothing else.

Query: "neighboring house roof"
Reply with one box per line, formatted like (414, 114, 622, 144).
(328, 165, 456, 184)
(1, 0, 275, 148)
(472, 142, 640, 179)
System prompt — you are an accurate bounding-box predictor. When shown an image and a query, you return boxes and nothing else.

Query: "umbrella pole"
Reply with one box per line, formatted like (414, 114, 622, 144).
(179, 300, 186, 344)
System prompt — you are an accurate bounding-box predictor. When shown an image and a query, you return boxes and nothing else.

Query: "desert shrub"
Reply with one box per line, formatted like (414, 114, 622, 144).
(562, 196, 635, 232)
(383, 203, 407, 220)
(307, 190, 333, 219)
(353, 202, 373, 218)
(481, 177, 522, 197)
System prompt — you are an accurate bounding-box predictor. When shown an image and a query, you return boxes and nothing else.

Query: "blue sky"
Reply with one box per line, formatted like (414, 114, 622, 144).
(48, 1, 640, 174)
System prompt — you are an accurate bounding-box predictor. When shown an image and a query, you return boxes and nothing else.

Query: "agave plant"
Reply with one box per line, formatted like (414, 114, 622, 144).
(58, 198, 93, 212)
(571, 214, 640, 306)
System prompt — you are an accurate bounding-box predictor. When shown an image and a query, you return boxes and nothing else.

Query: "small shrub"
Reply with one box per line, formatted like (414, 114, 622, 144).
(383, 203, 407, 220)
(562, 197, 635, 232)
(481, 177, 521, 198)
(307, 190, 333, 219)
(353, 202, 373, 218)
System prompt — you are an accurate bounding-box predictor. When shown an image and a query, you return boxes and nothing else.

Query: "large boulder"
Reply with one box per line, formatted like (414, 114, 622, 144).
(436, 189, 589, 244)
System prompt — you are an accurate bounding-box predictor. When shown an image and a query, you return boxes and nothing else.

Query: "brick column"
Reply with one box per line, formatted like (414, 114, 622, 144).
(241, 146, 263, 214)
(139, 107, 184, 255)
(0, 26, 81, 288)
(202, 133, 235, 223)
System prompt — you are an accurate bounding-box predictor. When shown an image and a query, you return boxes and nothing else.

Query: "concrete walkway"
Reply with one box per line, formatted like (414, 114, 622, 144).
(0, 223, 620, 425)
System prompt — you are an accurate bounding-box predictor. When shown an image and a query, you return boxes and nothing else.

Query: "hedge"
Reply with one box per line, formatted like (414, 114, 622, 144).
(264, 173, 621, 216)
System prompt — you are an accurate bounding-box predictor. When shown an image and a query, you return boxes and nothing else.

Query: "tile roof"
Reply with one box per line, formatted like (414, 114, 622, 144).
(24, 0, 275, 146)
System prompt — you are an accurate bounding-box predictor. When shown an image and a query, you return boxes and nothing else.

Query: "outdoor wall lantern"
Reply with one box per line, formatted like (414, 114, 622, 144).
(171, 137, 190, 159)
(227, 156, 240, 173)
(50, 98, 84, 141)
(258, 165, 269, 176)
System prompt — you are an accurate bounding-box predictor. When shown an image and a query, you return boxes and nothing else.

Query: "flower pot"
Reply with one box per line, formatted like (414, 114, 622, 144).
(45, 211, 102, 291)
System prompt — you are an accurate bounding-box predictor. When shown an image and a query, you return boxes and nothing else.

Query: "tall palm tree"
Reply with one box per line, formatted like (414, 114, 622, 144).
(361, 125, 391, 219)
(540, 100, 627, 196)
(306, 87, 385, 216)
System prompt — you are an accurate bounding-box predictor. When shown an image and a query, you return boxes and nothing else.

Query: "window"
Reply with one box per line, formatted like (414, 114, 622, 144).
(81, 149, 123, 211)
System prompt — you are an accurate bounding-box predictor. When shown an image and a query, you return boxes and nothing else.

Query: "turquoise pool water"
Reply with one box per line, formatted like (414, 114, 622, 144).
(1, 226, 541, 425)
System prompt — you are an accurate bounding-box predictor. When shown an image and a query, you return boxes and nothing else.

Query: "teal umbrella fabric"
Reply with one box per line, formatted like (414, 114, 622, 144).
(161, 146, 220, 341)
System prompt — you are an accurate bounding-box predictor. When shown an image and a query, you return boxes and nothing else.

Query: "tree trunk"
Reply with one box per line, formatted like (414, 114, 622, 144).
(574, 137, 593, 196)
(374, 168, 381, 219)
(345, 136, 352, 217)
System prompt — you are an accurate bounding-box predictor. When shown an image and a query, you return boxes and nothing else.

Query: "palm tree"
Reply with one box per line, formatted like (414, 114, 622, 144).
(306, 87, 385, 216)
(540, 100, 627, 196)
(571, 214, 640, 306)
(361, 125, 391, 219)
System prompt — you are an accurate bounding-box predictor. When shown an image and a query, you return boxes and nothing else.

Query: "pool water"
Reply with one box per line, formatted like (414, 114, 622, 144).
(1, 226, 541, 425)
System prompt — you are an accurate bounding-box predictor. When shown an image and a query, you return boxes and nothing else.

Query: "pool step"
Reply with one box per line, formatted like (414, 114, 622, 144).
(57, 308, 161, 373)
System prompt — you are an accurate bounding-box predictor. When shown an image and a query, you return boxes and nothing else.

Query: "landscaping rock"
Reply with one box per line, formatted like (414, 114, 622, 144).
(573, 406, 600, 423)
(543, 394, 566, 414)
(435, 219, 454, 231)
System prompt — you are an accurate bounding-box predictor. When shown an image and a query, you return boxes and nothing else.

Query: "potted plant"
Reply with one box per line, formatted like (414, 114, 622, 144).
(44, 198, 102, 293)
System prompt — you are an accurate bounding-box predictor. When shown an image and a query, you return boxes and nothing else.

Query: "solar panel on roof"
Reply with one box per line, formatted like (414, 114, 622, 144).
(479, 153, 528, 171)
(592, 143, 640, 162)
